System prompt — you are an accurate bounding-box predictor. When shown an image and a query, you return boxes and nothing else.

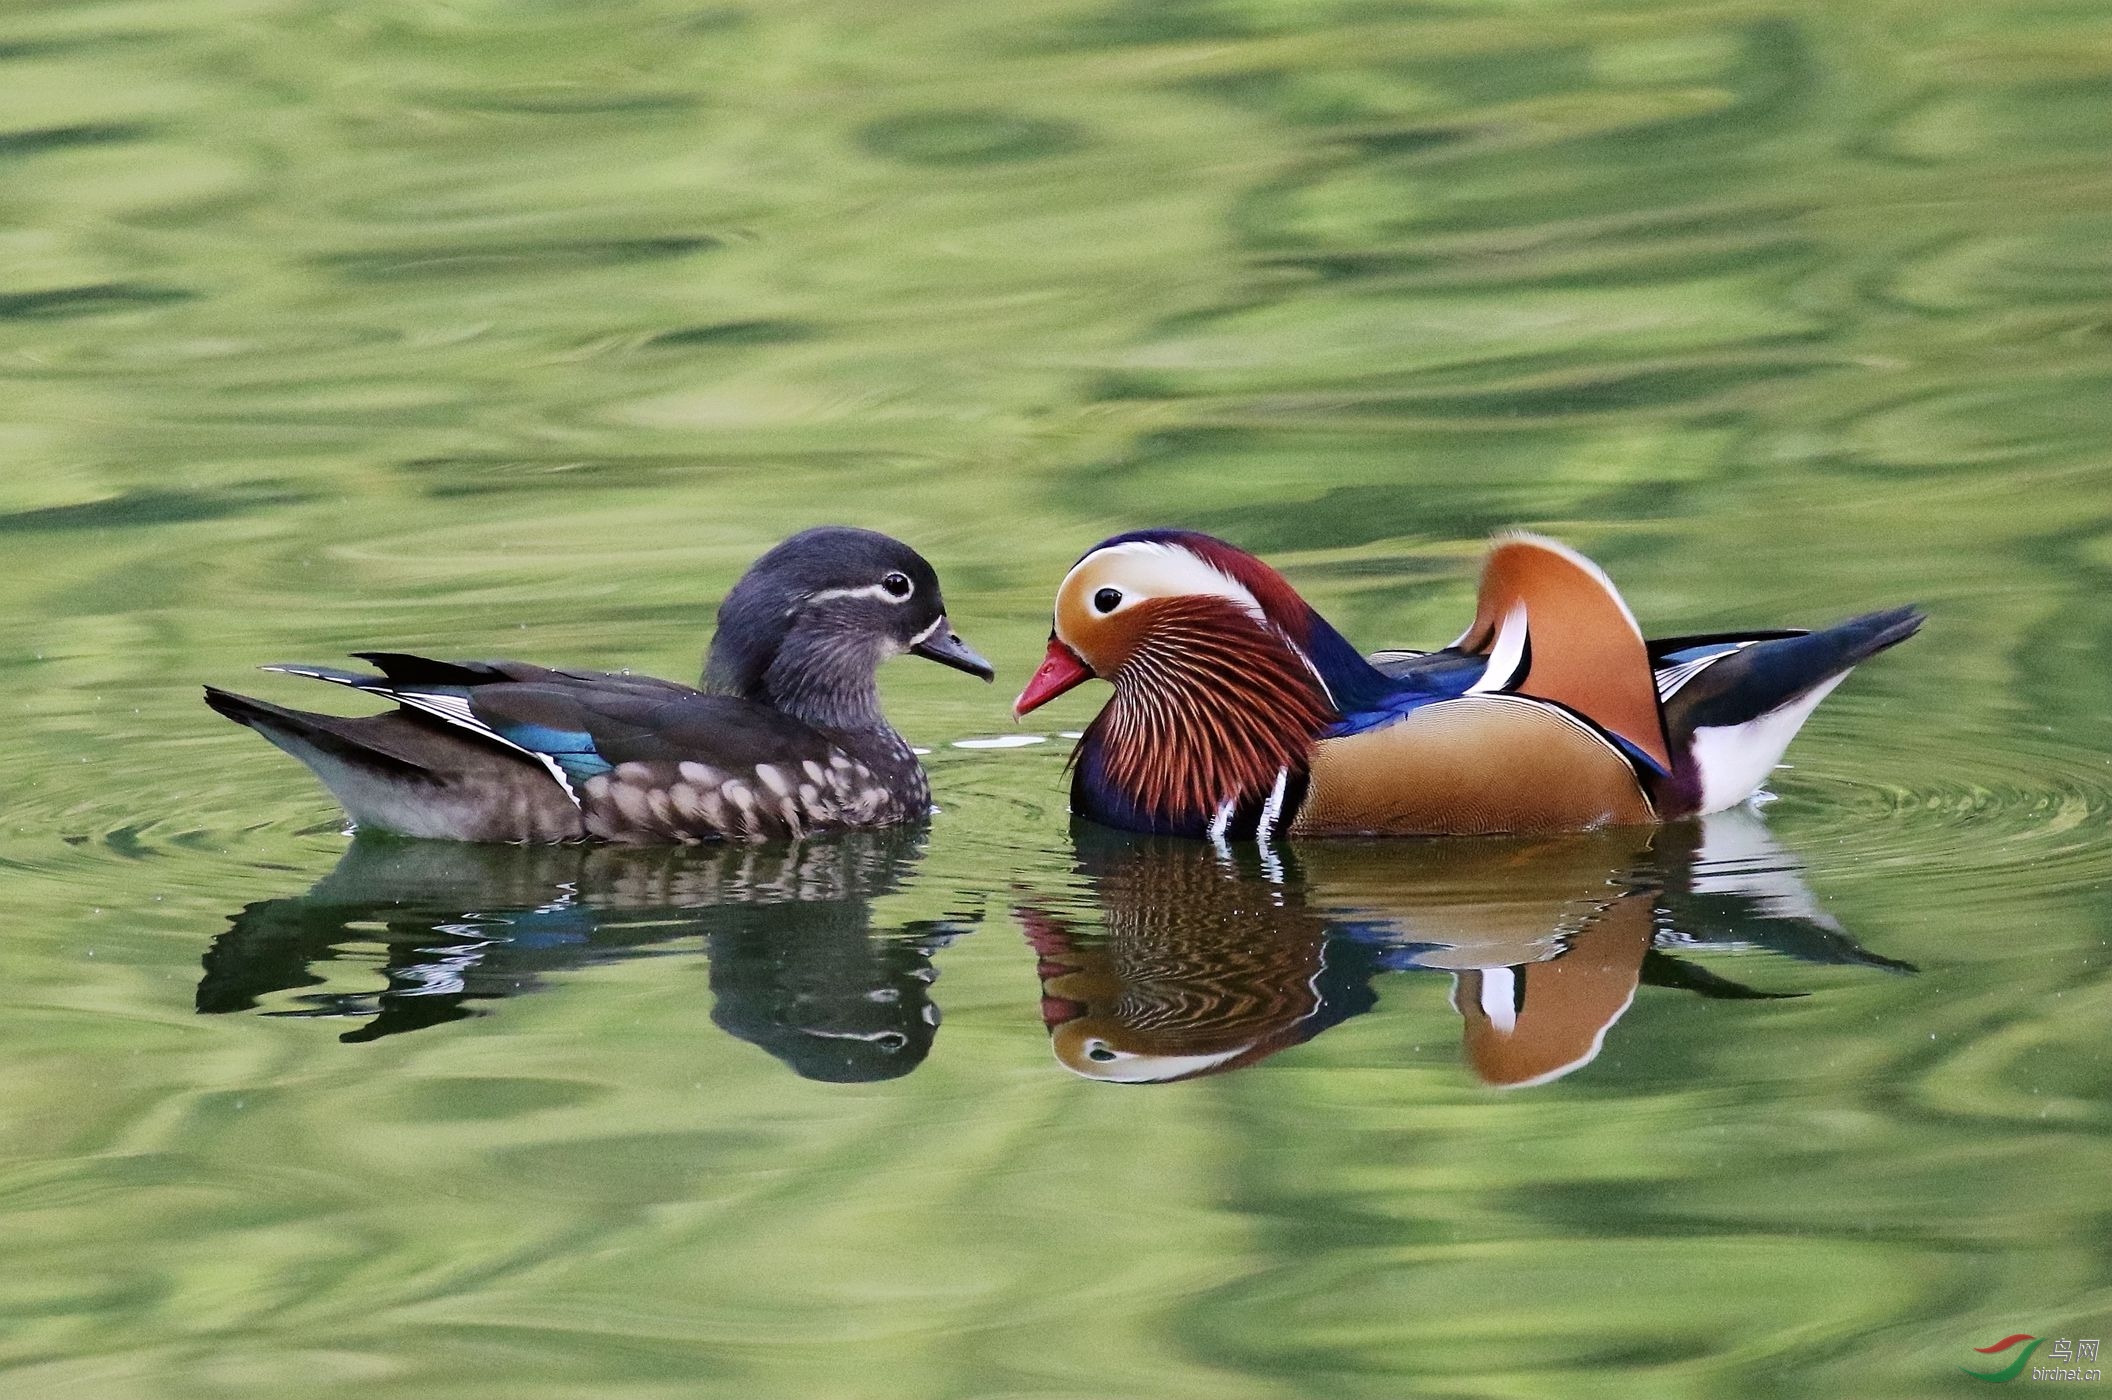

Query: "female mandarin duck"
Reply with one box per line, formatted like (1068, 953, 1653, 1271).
(205, 527, 993, 843)
(1014, 529, 1921, 839)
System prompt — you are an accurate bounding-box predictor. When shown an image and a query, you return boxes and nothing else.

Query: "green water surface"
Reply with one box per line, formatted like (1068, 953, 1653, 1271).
(4, 1, 2111, 1396)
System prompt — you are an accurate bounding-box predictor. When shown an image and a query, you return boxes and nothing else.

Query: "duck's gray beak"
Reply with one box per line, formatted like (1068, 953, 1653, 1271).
(910, 618, 995, 681)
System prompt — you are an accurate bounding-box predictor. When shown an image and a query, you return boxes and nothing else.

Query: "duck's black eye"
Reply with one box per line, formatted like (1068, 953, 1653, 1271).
(882, 571, 913, 600)
(1086, 1043, 1118, 1063)
(1093, 587, 1122, 614)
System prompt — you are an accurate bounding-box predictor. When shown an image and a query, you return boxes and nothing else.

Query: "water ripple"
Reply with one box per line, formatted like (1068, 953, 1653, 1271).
(1768, 706, 2112, 900)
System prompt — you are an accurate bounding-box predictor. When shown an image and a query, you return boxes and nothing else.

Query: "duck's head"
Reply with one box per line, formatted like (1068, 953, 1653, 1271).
(1014, 529, 1358, 717)
(707, 527, 992, 726)
(1013, 530, 1386, 831)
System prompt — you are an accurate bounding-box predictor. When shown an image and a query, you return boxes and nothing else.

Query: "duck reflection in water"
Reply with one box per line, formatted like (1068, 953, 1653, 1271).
(1018, 809, 1912, 1086)
(198, 829, 973, 1081)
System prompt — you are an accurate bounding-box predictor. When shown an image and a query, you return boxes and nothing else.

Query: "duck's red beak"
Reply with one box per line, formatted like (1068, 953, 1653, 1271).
(1014, 637, 1094, 717)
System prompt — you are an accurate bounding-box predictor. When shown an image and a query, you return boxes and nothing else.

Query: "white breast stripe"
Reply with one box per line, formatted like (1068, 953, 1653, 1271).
(1274, 625, 1337, 708)
(1256, 768, 1290, 845)
(1206, 796, 1236, 859)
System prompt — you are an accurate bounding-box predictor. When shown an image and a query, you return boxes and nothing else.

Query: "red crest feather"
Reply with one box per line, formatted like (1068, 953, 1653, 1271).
(1161, 533, 1318, 644)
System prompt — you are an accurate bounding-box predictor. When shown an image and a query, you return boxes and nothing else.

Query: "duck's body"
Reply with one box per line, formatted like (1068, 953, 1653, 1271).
(207, 528, 993, 844)
(1016, 530, 1921, 840)
(208, 655, 930, 842)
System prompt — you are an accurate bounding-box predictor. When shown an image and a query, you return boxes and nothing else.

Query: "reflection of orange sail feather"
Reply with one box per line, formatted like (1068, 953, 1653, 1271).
(1453, 898, 1653, 1088)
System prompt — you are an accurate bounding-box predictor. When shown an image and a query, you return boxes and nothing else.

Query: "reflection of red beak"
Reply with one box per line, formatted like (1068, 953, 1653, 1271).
(1013, 637, 1094, 717)
(1015, 901, 1087, 1028)
(1038, 991, 1087, 1029)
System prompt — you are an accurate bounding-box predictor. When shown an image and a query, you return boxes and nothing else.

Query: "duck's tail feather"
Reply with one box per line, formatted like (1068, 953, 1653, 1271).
(205, 687, 436, 779)
(203, 686, 582, 842)
(1663, 605, 1924, 814)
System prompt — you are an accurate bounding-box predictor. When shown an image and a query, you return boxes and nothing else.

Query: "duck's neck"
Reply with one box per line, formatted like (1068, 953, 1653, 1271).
(758, 632, 897, 736)
(704, 630, 924, 812)
(1075, 601, 1338, 836)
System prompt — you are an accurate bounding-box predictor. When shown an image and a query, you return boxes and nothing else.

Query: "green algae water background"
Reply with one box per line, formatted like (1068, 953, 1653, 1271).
(4, 0, 2112, 1395)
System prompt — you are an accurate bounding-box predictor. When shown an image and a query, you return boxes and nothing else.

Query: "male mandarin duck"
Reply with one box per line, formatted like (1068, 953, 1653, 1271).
(1014, 529, 1922, 839)
(205, 527, 993, 843)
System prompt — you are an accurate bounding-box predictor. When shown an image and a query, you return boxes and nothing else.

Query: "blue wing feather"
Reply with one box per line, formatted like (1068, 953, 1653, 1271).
(1327, 653, 1489, 738)
(486, 720, 615, 780)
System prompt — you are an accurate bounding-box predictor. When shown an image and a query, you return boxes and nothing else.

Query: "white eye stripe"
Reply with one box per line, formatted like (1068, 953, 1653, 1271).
(1061, 541, 1266, 623)
(808, 581, 915, 604)
(1064, 1043, 1253, 1082)
(1060, 540, 1339, 705)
